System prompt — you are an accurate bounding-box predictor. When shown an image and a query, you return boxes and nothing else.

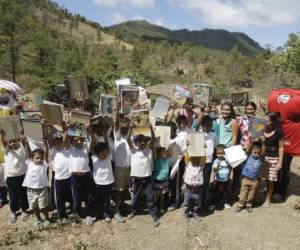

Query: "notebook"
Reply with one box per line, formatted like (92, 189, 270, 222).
(224, 145, 247, 168)
(187, 132, 206, 157)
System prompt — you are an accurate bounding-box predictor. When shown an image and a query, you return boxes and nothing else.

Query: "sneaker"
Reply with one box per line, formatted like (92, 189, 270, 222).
(235, 206, 243, 213)
(104, 217, 112, 223)
(127, 211, 136, 220)
(272, 193, 283, 202)
(153, 218, 160, 227)
(9, 213, 17, 224)
(85, 216, 94, 226)
(184, 215, 189, 223)
(21, 212, 30, 222)
(43, 220, 51, 227)
(246, 206, 253, 213)
(160, 209, 166, 214)
(33, 219, 42, 227)
(167, 205, 176, 212)
(208, 205, 216, 211)
(192, 214, 202, 222)
(224, 203, 231, 209)
(263, 201, 271, 208)
(114, 212, 125, 223)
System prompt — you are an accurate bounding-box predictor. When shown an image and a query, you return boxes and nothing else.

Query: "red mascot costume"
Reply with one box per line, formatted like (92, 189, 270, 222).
(268, 88, 300, 200)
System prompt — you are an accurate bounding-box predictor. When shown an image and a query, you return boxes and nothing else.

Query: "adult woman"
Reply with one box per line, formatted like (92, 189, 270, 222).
(263, 112, 284, 207)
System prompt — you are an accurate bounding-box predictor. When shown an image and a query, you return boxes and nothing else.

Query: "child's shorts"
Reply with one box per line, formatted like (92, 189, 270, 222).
(114, 166, 131, 191)
(27, 187, 49, 210)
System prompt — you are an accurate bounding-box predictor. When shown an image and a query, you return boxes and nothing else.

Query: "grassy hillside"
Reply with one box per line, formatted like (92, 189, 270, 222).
(106, 20, 263, 56)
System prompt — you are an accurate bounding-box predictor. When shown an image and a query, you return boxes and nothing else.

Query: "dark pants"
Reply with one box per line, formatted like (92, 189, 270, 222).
(55, 177, 73, 219)
(0, 186, 7, 205)
(169, 159, 185, 207)
(6, 175, 28, 213)
(71, 173, 94, 217)
(95, 183, 113, 218)
(232, 165, 242, 192)
(274, 154, 293, 198)
(131, 176, 158, 219)
(201, 163, 212, 204)
(211, 181, 231, 205)
(183, 186, 202, 215)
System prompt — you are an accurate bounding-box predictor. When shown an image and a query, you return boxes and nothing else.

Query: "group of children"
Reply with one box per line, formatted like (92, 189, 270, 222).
(0, 98, 282, 228)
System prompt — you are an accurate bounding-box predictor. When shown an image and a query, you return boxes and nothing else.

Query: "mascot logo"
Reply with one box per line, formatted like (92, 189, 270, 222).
(277, 94, 291, 104)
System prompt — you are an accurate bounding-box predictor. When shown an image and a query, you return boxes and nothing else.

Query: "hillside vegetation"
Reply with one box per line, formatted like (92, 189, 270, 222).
(0, 0, 299, 101)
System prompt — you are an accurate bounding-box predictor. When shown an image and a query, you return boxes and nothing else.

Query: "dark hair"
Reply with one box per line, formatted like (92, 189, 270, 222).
(201, 105, 211, 112)
(94, 142, 109, 154)
(176, 115, 188, 124)
(251, 141, 262, 151)
(201, 116, 213, 127)
(216, 144, 225, 151)
(221, 101, 236, 119)
(266, 112, 282, 132)
(83, 99, 96, 112)
(156, 147, 166, 155)
(165, 121, 177, 139)
(245, 101, 257, 111)
(134, 134, 147, 143)
(32, 149, 44, 157)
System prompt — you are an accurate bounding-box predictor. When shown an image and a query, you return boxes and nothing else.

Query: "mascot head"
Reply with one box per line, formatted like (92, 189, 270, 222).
(0, 80, 22, 116)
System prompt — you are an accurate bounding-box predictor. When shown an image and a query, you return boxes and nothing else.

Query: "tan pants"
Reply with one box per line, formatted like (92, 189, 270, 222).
(239, 177, 259, 207)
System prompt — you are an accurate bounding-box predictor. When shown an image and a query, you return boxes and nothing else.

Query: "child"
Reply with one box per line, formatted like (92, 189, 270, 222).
(113, 105, 131, 223)
(3, 138, 29, 223)
(91, 130, 114, 223)
(127, 124, 160, 227)
(209, 144, 232, 211)
(49, 131, 72, 221)
(235, 141, 265, 212)
(183, 156, 204, 222)
(201, 116, 218, 206)
(22, 146, 50, 226)
(68, 128, 94, 226)
(168, 115, 191, 211)
(153, 147, 170, 214)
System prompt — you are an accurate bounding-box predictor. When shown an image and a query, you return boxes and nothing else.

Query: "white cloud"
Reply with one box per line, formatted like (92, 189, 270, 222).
(168, 0, 300, 28)
(93, 0, 156, 8)
(111, 12, 127, 23)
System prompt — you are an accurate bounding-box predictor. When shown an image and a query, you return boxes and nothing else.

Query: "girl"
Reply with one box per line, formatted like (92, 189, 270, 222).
(153, 147, 170, 214)
(91, 129, 114, 223)
(263, 112, 284, 207)
(3, 137, 29, 223)
(217, 102, 239, 193)
(183, 156, 204, 222)
(22, 145, 50, 226)
(127, 123, 160, 227)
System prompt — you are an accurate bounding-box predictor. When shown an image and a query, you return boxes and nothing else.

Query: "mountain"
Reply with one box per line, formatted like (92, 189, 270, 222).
(106, 20, 263, 55)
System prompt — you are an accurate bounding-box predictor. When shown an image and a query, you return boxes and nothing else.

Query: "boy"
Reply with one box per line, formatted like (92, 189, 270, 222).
(235, 141, 265, 212)
(126, 123, 160, 227)
(209, 144, 232, 211)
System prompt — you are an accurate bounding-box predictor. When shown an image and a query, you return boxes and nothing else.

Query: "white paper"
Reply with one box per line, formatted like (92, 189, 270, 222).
(155, 126, 171, 148)
(0, 115, 21, 141)
(99, 94, 116, 117)
(187, 132, 206, 157)
(150, 96, 170, 120)
(224, 145, 247, 168)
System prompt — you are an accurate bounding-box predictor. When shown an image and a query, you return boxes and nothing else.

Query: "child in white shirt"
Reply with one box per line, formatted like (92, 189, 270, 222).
(23, 147, 50, 226)
(69, 132, 94, 226)
(91, 129, 114, 223)
(3, 138, 29, 224)
(127, 123, 160, 227)
(183, 157, 204, 223)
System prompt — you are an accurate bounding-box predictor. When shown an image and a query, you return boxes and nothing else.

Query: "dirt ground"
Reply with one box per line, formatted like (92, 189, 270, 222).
(1, 158, 300, 250)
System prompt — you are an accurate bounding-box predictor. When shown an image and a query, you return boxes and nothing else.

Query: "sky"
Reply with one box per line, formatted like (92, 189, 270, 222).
(53, 0, 300, 48)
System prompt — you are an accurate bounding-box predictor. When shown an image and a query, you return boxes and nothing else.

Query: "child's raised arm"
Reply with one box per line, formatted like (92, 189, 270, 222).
(103, 127, 110, 154)
(149, 123, 156, 152)
(127, 121, 134, 150)
(43, 139, 49, 163)
(115, 100, 121, 131)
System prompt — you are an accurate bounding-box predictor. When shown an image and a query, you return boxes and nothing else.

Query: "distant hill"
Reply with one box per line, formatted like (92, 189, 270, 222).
(106, 20, 263, 55)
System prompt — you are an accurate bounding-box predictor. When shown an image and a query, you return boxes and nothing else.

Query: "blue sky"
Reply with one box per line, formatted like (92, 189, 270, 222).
(53, 0, 300, 48)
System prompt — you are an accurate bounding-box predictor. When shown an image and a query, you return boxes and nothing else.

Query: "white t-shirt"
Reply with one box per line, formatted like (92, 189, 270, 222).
(3, 147, 27, 178)
(175, 128, 191, 153)
(69, 143, 90, 173)
(204, 132, 218, 163)
(23, 160, 49, 188)
(184, 162, 204, 186)
(168, 141, 181, 168)
(51, 148, 71, 180)
(92, 154, 114, 185)
(130, 146, 152, 178)
(113, 129, 131, 168)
